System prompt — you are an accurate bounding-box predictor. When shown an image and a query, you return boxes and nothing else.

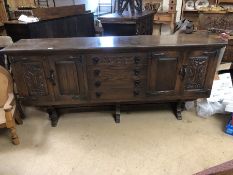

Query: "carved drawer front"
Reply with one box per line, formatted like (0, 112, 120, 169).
(48, 55, 88, 102)
(182, 49, 218, 97)
(10, 56, 54, 103)
(86, 53, 148, 66)
(147, 51, 181, 97)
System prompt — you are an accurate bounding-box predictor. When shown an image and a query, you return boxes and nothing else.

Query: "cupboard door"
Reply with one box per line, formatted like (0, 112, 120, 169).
(182, 49, 218, 97)
(10, 56, 54, 103)
(147, 51, 182, 97)
(49, 55, 88, 102)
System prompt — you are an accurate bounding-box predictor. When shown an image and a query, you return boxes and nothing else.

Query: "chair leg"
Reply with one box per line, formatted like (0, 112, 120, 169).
(5, 110, 20, 145)
(10, 127, 20, 145)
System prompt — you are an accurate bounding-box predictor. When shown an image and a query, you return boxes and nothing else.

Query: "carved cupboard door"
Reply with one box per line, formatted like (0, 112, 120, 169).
(181, 49, 218, 98)
(147, 51, 182, 98)
(10, 56, 54, 103)
(48, 55, 88, 103)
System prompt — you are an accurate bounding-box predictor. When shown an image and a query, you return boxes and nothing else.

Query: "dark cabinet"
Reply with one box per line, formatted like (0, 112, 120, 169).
(10, 56, 54, 103)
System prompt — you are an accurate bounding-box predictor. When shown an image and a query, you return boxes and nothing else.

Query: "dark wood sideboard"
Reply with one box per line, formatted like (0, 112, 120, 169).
(98, 11, 155, 36)
(2, 34, 227, 126)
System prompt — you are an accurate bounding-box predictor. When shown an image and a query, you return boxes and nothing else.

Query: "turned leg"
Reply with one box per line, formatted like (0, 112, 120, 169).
(175, 102, 182, 120)
(5, 110, 20, 145)
(10, 127, 20, 145)
(47, 107, 59, 127)
(114, 104, 120, 123)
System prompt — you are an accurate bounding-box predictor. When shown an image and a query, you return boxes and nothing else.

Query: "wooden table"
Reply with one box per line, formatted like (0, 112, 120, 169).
(98, 11, 155, 36)
(2, 34, 226, 126)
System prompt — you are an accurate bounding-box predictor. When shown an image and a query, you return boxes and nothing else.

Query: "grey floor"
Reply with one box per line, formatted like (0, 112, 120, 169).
(0, 106, 233, 175)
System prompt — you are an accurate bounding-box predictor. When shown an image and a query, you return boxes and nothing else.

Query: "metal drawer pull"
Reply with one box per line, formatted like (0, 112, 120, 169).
(203, 51, 216, 55)
(47, 70, 56, 85)
(179, 66, 187, 80)
(72, 95, 80, 100)
(152, 53, 165, 57)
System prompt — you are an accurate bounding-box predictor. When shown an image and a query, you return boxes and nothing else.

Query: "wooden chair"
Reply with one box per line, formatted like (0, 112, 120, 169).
(0, 65, 21, 145)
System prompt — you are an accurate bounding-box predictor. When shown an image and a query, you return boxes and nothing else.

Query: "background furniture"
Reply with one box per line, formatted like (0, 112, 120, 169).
(0, 65, 21, 145)
(181, 0, 217, 27)
(98, 10, 155, 36)
(2, 34, 226, 126)
(0, 0, 8, 22)
(0, 36, 13, 67)
(153, 11, 176, 34)
(4, 5, 95, 42)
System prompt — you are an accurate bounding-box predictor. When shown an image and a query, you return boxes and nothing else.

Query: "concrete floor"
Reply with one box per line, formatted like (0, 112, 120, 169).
(0, 106, 233, 175)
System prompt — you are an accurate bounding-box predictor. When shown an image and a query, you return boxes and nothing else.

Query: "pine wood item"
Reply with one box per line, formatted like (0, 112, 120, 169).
(2, 34, 227, 126)
(0, 65, 22, 145)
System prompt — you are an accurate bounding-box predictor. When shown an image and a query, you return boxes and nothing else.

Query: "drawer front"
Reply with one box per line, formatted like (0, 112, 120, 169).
(86, 53, 148, 66)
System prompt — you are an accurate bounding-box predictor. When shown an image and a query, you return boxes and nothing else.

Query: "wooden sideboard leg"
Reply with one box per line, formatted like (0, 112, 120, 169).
(115, 104, 121, 123)
(47, 107, 59, 127)
(175, 102, 182, 120)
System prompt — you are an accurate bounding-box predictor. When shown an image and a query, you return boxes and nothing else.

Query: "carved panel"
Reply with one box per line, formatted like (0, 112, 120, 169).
(184, 57, 209, 90)
(87, 53, 147, 66)
(199, 13, 233, 30)
(23, 62, 48, 96)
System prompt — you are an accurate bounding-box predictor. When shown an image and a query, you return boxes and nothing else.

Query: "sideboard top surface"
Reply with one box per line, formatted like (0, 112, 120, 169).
(2, 32, 227, 54)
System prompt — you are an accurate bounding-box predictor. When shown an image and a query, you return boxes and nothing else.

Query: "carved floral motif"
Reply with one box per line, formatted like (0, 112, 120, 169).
(185, 56, 208, 89)
(23, 63, 48, 96)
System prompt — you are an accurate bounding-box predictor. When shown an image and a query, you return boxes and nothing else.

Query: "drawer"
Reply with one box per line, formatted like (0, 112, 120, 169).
(87, 65, 147, 89)
(90, 86, 146, 101)
(86, 53, 148, 66)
